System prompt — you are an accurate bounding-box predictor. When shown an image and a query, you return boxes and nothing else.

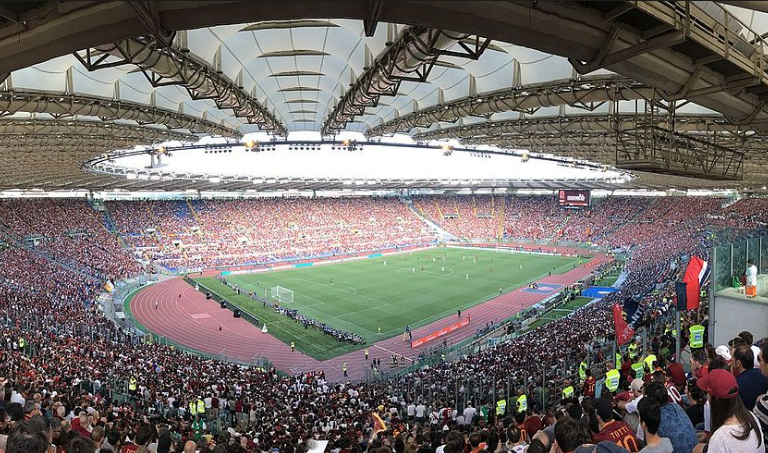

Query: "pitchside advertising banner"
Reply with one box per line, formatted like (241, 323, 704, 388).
(557, 190, 591, 208)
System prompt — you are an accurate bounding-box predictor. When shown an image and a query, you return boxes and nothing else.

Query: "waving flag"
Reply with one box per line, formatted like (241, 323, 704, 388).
(676, 256, 709, 310)
(372, 412, 387, 433)
(613, 297, 645, 345)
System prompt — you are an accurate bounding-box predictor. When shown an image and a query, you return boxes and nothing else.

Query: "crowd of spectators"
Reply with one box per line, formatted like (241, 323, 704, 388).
(0, 199, 141, 280)
(412, 195, 500, 240)
(108, 198, 436, 271)
(0, 195, 767, 453)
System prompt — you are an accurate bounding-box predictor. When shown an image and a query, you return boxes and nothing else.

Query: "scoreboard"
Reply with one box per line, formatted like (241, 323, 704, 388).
(558, 190, 590, 208)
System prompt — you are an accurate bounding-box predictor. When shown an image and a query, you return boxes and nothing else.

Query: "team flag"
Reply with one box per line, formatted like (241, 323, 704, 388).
(104, 279, 115, 293)
(613, 297, 645, 345)
(676, 256, 709, 310)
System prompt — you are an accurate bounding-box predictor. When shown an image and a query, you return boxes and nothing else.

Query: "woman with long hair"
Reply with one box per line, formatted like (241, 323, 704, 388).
(693, 369, 764, 453)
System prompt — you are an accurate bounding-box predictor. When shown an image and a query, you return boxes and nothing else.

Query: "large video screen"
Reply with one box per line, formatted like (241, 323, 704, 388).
(558, 190, 591, 208)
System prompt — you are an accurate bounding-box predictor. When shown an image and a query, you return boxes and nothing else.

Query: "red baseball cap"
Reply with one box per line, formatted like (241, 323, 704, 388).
(697, 369, 739, 399)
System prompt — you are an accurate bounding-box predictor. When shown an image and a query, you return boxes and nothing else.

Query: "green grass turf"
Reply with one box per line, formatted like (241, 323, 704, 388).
(193, 248, 581, 360)
(525, 297, 595, 331)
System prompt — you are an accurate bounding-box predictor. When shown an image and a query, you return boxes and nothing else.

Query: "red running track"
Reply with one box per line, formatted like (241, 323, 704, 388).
(131, 253, 608, 382)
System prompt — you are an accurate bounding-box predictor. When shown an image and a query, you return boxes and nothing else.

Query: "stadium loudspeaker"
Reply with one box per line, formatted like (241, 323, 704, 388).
(233, 309, 241, 318)
(220, 300, 226, 309)
(206, 292, 211, 299)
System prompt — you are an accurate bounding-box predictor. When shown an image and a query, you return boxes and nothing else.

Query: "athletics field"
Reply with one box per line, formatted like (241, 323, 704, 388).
(193, 247, 582, 360)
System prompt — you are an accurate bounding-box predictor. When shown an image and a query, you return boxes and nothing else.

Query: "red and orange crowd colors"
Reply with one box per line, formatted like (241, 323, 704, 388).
(0, 194, 767, 453)
(107, 198, 435, 270)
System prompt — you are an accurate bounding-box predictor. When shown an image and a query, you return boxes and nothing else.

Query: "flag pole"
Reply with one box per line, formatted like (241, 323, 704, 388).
(675, 310, 681, 364)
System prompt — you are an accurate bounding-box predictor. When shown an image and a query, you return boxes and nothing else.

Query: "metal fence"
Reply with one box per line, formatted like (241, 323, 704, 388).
(713, 233, 768, 292)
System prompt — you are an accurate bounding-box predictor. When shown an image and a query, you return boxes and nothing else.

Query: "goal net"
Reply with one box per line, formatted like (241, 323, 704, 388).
(270, 286, 294, 304)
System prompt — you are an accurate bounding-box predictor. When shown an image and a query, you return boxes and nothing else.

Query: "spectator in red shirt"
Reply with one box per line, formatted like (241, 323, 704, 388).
(594, 398, 640, 452)
(583, 369, 597, 398)
(665, 355, 686, 389)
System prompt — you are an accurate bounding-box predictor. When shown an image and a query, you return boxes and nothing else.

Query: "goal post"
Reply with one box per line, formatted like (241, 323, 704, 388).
(270, 286, 294, 304)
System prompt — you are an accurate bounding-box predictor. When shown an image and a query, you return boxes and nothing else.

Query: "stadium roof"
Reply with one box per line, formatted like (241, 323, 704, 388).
(2, 1, 768, 191)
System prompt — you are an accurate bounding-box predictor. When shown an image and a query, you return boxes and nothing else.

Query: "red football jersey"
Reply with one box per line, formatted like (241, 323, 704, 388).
(593, 420, 640, 452)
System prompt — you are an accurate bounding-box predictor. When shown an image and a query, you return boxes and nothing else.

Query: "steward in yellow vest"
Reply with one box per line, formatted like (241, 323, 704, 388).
(496, 398, 507, 416)
(628, 343, 638, 359)
(562, 386, 574, 399)
(517, 395, 527, 413)
(689, 325, 705, 348)
(644, 354, 657, 373)
(605, 369, 620, 392)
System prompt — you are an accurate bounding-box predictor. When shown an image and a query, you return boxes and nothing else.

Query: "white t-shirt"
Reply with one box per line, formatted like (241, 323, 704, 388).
(407, 404, 416, 416)
(463, 407, 477, 425)
(707, 414, 764, 453)
(747, 264, 758, 286)
(415, 404, 426, 417)
(626, 396, 645, 441)
(751, 344, 761, 369)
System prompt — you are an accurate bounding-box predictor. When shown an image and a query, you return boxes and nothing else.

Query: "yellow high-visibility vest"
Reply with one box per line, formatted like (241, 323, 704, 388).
(615, 353, 622, 370)
(128, 378, 137, 392)
(606, 369, 620, 392)
(496, 399, 506, 415)
(196, 399, 205, 414)
(189, 401, 197, 416)
(631, 362, 644, 381)
(18, 338, 25, 348)
(579, 361, 587, 382)
(628, 343, 638, 359)
(562, 386, 574, 399)
(689, 325, 705, 349)
(517, 395, 527, 413)
(644, 354, 658, 373)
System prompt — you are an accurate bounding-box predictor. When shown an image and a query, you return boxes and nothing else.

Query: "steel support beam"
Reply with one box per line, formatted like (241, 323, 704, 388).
(0, 118, 194, 142)
(75, 37, 287, 135)
(0, 90, 238, 138)
(322, 26, 490, 134)
(368, 75, 657, 136)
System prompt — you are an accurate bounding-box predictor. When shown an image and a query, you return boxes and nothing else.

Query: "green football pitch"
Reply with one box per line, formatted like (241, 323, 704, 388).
(193, 247, 581, 360)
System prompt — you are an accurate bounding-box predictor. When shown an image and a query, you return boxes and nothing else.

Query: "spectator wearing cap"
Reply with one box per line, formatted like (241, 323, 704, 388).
(733, 346, 768, 411)
(694, 369, 764, 453)
(593, 398, 639, 451)
(618, 379, 645, 440)
(645, 381, 698, 453)
(714, 345, 731, 367)
(637, 398, 673, 453)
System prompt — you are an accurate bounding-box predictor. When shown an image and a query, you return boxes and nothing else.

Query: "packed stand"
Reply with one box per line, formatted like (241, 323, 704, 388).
(108, 197, 436, 271)
(0, 199, 141, 280)
(412, 195, 500, 239)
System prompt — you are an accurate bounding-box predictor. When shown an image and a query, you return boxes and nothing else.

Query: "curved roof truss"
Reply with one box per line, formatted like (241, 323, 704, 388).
(0, 90, 239, 138)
